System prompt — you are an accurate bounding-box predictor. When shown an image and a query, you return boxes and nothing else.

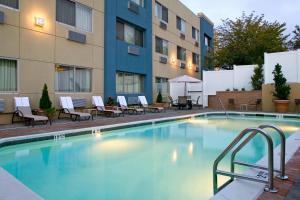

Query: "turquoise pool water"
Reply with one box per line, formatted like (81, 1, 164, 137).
(1, 116, 300, 200)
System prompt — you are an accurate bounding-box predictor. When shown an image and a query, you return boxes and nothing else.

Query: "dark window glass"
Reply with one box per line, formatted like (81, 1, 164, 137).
(116, 21, 124, 40)
(193, 53, 199, 65)
(177, 46, 186, 61)
(162, 6, 168, 22)
(155, 36, 168, 55)
(135, 29, 143, 47)
(0, 0, 19, 9)
(192, 27, 196, 39)
(56, 0, 76, 26)
(176, 16, 181, 30)
(116, 20, 144, 47)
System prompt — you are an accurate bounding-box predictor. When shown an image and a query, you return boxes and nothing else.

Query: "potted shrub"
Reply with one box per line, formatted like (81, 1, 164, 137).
(106, 97, 115, 109)
(272, 64, 291, 113)
(156, 91, 163, 103)
(39, 84, 56, 123)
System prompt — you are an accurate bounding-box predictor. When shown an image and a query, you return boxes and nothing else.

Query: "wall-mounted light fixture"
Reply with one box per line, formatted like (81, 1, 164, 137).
(35, 17, 45, 27)
(171, 57, 176, 64)
(188, 63, 192, 69)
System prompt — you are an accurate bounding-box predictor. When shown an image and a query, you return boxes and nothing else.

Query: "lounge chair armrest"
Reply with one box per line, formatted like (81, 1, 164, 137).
(14, 110, 24, 118)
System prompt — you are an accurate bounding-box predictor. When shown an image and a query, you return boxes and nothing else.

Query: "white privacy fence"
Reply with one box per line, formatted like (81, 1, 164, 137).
(264, 50, 300, 84)
(202, 65, 256, 107)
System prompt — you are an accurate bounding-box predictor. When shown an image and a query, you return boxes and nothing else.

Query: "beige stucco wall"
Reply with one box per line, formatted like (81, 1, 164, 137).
(152, 0, 201, 101)
(0, 0, 104, 119)
(262, 83, 300, 112)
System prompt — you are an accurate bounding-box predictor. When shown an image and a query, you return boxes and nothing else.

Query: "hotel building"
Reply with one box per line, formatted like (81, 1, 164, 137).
(0, 0, 213, 124)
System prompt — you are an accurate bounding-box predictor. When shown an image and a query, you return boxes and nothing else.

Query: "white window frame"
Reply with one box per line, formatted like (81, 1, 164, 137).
(56, 0, 93, 33)
(193, 27, 200, 41)
(55, 64, 92, 93)
(0, 57, 19, 94)
(155, 1, 168, 24)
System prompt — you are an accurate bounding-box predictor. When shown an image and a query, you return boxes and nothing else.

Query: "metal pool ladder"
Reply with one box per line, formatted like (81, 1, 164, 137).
(217, 97, 228, 118)
(213, 124, 288, 194)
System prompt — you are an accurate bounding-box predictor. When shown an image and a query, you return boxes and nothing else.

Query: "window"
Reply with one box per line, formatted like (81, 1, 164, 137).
(192, 53, 200, 65)
(55, 65, 91, 92)
(0, 0, 19, 9)
(177, 46, 186, 61)
(116, 20, 144, 47)
(192, 27, 200, 41)
(204, 34, 212, 47)
(155, 77, 169, 95)
(0, 58, 17, 92)
(131, 0, 144, 7)
(176, 16, 186, 32)
(155, 36, 168, 55)
(116, 72, 145, 94)
(155, 1, 168, 23)
(56, 0, 92, 32)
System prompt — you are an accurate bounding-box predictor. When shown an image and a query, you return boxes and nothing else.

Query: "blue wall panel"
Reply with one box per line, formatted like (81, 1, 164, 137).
(104, 0, 153, 104)
(200, 17, 214, 70)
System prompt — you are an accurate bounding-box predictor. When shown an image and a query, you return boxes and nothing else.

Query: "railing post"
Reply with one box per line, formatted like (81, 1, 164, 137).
(259, 125, 288, 180)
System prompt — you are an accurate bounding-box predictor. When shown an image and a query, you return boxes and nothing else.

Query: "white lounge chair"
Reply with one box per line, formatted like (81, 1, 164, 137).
(138, 96, 164, 112)
(59, 96, 92, 121)
(117, 96, 145, 114)
(12, 97, 49, 126)
(92, 96, 123, 117)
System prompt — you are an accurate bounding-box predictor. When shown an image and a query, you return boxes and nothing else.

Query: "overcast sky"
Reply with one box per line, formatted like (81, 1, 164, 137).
(180, 0, 300, 35)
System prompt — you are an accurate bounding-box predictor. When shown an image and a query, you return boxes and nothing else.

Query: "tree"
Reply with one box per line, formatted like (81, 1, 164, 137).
(272, 64, 290, 100)
(251, 64, 264, 90)
(39, 84, 52, 109)
(289, 25, 300, 50)
(215, 12, 288, 66)
(156, 91, 163, 103)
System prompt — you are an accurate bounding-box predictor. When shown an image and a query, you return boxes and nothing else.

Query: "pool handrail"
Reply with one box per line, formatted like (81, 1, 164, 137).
(230, 124, 288, 181)
(213, 127, 278, 194)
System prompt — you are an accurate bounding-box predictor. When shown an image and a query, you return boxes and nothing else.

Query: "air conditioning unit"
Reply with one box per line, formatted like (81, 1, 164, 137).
(180, 33, 185, 40)
(68, 31, 86, 44)
(194, 41, 199, 47)
(179, 62, 186, 69)
(128, 46, 140, 55)
(159, 21, 167, 30)
(159, 56, 168, 64)
(128, 1, 139, 14)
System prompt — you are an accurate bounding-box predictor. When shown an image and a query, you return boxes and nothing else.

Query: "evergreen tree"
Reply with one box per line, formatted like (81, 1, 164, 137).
(289, 25, 300, 50)
(251, 64, 264, 90)
(156, 91, 163, 103)
(272, 64, 291, 100)
(39, 84, 52, 109)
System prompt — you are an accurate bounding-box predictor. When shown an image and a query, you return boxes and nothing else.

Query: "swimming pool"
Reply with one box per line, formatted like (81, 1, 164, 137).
(0, 115, 300, 200)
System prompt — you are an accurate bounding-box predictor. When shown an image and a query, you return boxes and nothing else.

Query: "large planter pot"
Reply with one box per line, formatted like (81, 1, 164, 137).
(273, 100, 290, 113)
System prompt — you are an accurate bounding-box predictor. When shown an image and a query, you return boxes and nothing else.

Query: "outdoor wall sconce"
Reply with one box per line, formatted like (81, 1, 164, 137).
(35, 17, 45, 27)
(188, 63, 192, 69)
(171, 57, 176, 64)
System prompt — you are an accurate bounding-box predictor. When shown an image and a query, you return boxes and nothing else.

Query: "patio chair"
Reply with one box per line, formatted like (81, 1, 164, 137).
(168, 96, 178, 108)
(12, 97, 49, 126)
(138, 96, 164, 113)
(117, 96, 145, 114)
(178, 96, 188, 110)
(58, 96, 92, 121)
(92, 96, 124, 117)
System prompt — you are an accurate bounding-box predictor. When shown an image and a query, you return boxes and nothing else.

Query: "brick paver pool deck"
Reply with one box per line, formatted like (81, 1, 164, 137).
(258, 148, 300, 200)
(0, 108, 210, 139)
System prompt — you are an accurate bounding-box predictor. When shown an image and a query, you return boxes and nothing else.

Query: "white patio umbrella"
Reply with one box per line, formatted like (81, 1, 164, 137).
(169, 75, 201, 96)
